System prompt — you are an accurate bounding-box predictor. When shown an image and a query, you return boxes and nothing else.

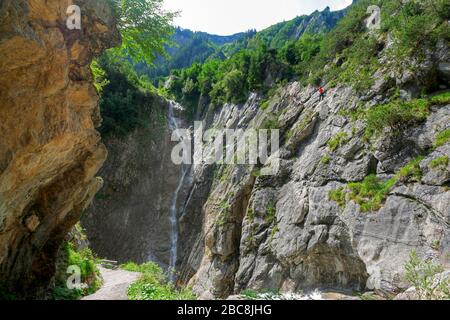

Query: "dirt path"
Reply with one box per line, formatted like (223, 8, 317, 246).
(82, 266, 141, 300)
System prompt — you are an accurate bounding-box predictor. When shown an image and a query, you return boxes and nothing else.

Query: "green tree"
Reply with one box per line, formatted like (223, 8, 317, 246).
(108, 0, 178, 65)
(223, 69, 246, 103)
(198, 59, 221, 95)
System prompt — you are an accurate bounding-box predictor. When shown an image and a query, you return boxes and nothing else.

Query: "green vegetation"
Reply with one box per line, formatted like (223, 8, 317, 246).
(88, 0, 178, 138)
(364, 98, 430, 139)
(341, 92, 450, 142)
(434, 129, 450, 148)
(260, 100, 270, 110)
(50, 242, 101, 300)
(95, 53, 166, 137)
(327, 132, 349, 151)
(91, 60, 109, 93)
(430, 92, 450, 105)
(240, 288, 282, 300)
(345, 175, 396, 212)
(167, 43, 292, 117)
(260, 113, 280, 131)
(107, 0, 177, 65)
(429, 156, 449, 169)
(266, 202, 277, 224)
(253, 9, 344, 50)
(95, 192, 110, 201)
(338, 104, 366, 122)
(302, 0, 385, 90)
(383, 0, 450, 77)
(397, 156, 424, 182)
(286, 111, 316, 140)
(270, 224, 280, 242)
(165, 0, 449, 110)
(431, 239, 441, 251)
(247, 208, 255, 222)
(139, 28, 247, 81)
(217, 200, 231, 226)
(241, 289, 259, 300)
(404, 251, 450, 300)
(0, 286, 16, 300)
(329, 187, 346, 207)
(329, 156, 424, 212)
(320, 154, 331, 165)
(122, 262, 196, 300)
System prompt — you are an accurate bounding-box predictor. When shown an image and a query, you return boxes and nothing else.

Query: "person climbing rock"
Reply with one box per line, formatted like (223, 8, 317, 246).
(318, 86, 325, 101)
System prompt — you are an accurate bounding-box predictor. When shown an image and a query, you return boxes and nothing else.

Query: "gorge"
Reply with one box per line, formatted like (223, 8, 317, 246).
(0, 0, 449, 300)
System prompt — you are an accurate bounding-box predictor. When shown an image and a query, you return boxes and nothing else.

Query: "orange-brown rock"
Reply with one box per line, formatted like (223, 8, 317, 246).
(0, 0, 119, 296)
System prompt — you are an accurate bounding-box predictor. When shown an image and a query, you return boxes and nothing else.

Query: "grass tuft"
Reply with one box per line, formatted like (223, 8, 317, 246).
(327, 132, 349, 152)
(329, 156, 424, 212)
(122, 262, 196, 300)
(364, 99, 430, 139)
(434, 129, 450, 148)
(429, 156, 449, 169)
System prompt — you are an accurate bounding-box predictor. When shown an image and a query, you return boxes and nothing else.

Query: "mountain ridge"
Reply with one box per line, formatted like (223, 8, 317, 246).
(141, 5, 350, 82)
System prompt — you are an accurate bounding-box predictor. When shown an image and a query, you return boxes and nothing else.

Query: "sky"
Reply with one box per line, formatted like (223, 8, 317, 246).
(163, 0, 354, 35)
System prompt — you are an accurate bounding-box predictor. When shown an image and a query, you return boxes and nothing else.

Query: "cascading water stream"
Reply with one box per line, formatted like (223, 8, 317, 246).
(167, 101, 188, 282)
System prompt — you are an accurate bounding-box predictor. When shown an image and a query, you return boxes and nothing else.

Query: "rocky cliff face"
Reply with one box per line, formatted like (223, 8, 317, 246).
(81, 31, 449, 299)
(82, 97, 188, 268)
(174, 42, 450, 298)
(0, 0, 119, 296)
(178, 84, 449, 299)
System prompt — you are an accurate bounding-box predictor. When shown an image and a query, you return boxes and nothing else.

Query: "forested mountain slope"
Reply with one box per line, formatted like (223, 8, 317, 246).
(138, 28, 247, 81)
(85, 0, 450, 300)
(139, 5, 348, 84)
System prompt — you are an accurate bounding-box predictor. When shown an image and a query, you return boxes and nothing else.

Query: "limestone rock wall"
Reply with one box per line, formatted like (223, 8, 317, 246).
(0, 0, 119, 296)
(175, 32, 450, 298)
(178, 83, 449, 299)
(82, 97, 187, 268)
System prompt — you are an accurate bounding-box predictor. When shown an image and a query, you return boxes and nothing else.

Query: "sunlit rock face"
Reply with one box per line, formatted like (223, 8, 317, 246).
(177, 82, 449, 299)
(0, 0, 119, 297)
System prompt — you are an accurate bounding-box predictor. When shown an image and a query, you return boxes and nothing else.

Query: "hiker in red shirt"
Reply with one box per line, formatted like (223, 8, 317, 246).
(318, 86, 325, 101)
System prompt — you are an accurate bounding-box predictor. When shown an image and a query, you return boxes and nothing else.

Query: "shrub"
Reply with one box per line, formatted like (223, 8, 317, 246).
(91, 60, 109, 93)
(329, 156, 424, 212)
(260, 114, 279, 131)
(346, 175, 396, 212)
(97, 54, 162, 137)
(384, 0, 449, 73)
(335, 35, 381, 92)
(364, 99, 430, 139)
(404, 251, 450, 300)
(122, 262, 196, 300)
(50, 241, 101, 300)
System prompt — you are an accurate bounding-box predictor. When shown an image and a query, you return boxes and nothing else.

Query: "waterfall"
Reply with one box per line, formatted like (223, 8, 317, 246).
(167, 101, 188, 282)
